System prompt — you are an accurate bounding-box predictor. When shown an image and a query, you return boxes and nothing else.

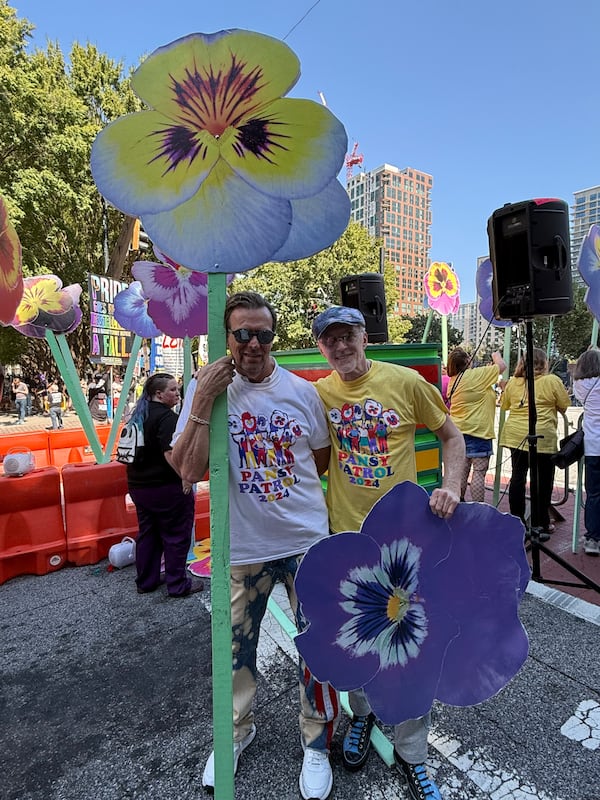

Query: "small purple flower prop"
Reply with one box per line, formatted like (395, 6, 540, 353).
(577, 224, 600, 321)
(295, 481, 530, 725)
(476, 258, 511, 328)
(9, 275, 82, 338)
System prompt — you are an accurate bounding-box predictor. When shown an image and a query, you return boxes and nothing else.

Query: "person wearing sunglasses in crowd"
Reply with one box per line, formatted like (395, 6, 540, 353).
(171, 292, 338, 800)
(312, 306, 464, 800)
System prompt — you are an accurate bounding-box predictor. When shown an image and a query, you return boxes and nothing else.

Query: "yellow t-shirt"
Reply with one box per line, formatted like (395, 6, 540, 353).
(499, 374, 570, 453)
(315, 360, 448, 533)
(448, 365, 499, 439)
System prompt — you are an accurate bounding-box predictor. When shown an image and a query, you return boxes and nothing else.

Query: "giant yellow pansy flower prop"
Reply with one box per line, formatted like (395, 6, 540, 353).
(424, 261, 460, 315)
(91, 30, 350, 272)
(0, 194, 23, 325)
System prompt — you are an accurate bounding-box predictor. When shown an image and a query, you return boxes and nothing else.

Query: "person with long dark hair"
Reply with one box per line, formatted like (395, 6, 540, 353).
(573, 347, 600, 556)
(127, 372, 201, 597)
(499, 348, 570, 538)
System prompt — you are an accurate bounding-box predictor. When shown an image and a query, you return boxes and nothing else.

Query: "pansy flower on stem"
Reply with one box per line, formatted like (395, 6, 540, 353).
(10, 275, 82, 338)
(295, 481, 529, 725)
(115, 248, 234, 337)
(476, 258, 511, 328)
(423, 262, 460, 315)
(577, 224, 600, 321)
(113, 280, 161, 338)
(91, 30, 350, 273)
(0, 194, 24, 325)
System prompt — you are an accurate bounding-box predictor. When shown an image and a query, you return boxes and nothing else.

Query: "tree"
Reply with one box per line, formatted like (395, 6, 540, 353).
(401, 313, 463, 348)
(0, 1, 141, 377)
(230, 222, 410, 349)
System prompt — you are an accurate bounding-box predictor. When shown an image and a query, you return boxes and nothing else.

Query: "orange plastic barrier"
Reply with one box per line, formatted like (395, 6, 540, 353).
(0, 466, 67, 585)
(0, 425, 119, 471)
(62, 461, 138, 566)
(0, 431, 52, 469)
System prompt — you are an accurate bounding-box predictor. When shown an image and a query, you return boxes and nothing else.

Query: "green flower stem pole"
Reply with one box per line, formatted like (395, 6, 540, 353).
(207, 273, 234, 799)
(45, 330, 104, 463)
(103, 335, 143, 460)
(421, 309, 434, 344)
(183, 336, 192, 389)
(591, 318, 599, 347)
(441, 315, 448, 365)
(493, 326, 512, 506)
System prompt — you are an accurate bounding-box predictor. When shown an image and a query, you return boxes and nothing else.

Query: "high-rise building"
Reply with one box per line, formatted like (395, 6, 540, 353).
(347, 163, 433, 317)
(450, 301, 504, 355)
(571, 185, 600, 280)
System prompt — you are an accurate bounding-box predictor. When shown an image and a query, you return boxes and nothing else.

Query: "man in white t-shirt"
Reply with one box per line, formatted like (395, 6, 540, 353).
(171, 292, 337, 800)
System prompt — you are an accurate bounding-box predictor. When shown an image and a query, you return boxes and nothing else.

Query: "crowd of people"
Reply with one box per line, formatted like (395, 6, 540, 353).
(2, 292, 597, 800)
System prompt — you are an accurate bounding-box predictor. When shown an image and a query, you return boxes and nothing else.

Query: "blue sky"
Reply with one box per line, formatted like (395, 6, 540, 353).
(16, 0, 600, 303)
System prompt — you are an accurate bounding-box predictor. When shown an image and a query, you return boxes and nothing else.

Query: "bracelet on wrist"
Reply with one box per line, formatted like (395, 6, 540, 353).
(189, 414, 210, 426)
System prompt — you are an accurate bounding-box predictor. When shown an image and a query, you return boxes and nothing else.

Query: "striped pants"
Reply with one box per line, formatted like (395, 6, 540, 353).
(231, 555, 339, 751)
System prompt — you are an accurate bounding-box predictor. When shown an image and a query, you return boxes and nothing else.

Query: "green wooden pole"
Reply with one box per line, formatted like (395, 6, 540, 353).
(103, 335, 143, 461)
(421, 309, 434, 343)
(441, 314, 448, 365)
(493, 326, 512, 506)
(46, 331, 105, 463)
(207, 273, 234, 800)
(183, 336, 192, 389)
(591, 318, 599, 347)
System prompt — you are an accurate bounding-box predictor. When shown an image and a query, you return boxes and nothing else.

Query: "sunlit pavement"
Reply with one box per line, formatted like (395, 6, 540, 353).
(1, 408, 598, 799)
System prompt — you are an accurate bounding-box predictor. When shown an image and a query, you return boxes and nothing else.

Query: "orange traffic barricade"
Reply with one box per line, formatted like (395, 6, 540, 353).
(0, 466, 67, 584)
(62, 461, 138, 566)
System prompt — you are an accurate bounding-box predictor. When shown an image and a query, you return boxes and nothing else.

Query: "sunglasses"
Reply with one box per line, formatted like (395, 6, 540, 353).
(228, 328, 275, 345)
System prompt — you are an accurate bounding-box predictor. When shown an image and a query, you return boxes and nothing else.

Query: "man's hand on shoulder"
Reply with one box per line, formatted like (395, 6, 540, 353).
(429, 487, 460, 519)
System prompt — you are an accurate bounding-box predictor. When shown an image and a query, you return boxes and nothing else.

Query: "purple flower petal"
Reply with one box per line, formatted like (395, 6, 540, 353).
(113, 281, 161, 338)
(295, 482, 530, 725)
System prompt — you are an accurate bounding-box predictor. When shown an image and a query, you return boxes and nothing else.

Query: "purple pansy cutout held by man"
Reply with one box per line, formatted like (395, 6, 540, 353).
(295, 481, 530, 725)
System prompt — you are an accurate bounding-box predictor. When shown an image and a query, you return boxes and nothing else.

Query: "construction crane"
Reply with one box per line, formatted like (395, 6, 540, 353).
(317, 92, 364, 183)
(345, 141, 364, 183)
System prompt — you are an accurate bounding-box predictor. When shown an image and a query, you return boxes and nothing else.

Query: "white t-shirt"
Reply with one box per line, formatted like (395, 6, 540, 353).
(574, 377, 600, 457)
(174, 362, 330, 564)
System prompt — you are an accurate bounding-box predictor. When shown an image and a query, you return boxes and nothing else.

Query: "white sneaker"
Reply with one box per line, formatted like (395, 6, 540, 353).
(299, 748, 333, 800)
(201, 724, 257, 789)
(584, 537, 600, 555)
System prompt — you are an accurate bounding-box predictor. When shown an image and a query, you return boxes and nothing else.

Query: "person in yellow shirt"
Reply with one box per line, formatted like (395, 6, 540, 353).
(447, 348, 506, 502)
(499, 348, 570, 539)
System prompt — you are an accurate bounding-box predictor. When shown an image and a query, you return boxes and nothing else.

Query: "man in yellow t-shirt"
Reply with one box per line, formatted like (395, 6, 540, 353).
(312, 305, 464, 800)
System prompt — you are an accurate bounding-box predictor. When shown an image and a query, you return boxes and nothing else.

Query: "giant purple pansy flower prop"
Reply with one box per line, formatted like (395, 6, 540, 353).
(295, 481, 529, 725)
(115, 247, 234, 337)
(91, 30, 350, 272)
(9, 275, 82, 338)
(577, 224, 600, 321)
(476, 258, 511, 327)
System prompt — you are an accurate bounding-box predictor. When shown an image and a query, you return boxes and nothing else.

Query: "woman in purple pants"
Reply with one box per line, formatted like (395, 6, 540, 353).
(126, 373, 202, 598)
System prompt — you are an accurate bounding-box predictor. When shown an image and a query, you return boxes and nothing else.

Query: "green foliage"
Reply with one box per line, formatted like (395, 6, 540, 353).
(401, 313, 463, 348)
(0, 1, 141, 376)
(229, 222, 404, 350)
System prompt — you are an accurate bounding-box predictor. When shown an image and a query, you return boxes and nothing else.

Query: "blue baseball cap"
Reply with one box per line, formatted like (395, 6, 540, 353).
(312, 306, 366, 340)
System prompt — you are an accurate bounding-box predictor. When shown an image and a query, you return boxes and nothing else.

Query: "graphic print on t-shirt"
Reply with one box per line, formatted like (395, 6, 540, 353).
(328, 397, 400, 488)
(229, 408, 303, 502)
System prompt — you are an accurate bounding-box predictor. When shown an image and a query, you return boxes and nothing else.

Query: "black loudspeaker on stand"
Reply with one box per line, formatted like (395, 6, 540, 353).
(488, 198, 573, 321)
(340, 273, 388, 343)
(488, 199, 599, 595)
